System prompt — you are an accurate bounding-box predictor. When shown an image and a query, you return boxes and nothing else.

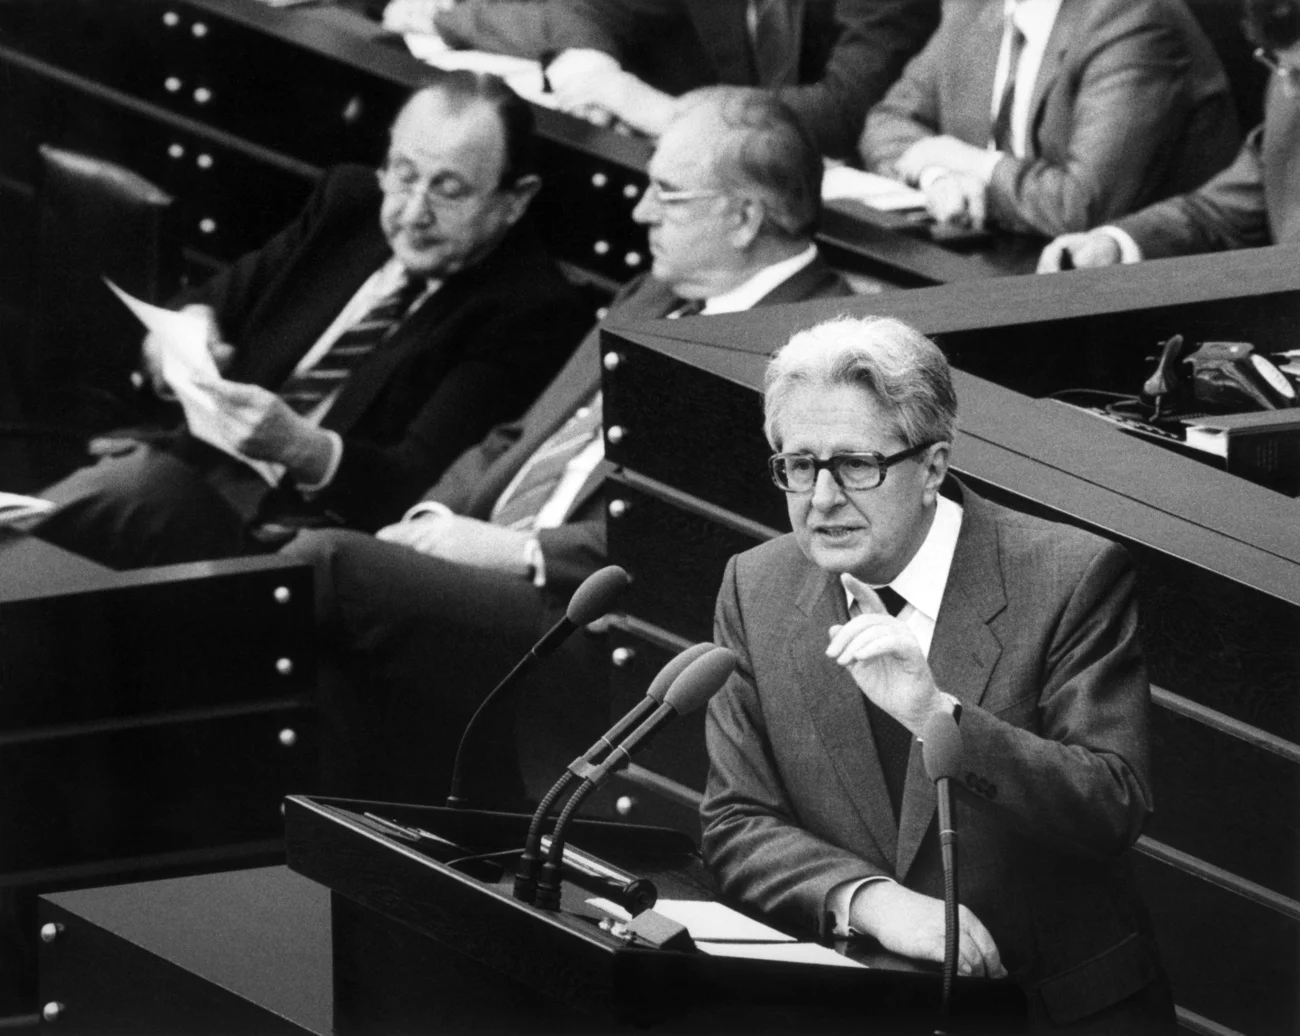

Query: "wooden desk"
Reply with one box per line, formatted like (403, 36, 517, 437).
(39, 866, 332, 1035)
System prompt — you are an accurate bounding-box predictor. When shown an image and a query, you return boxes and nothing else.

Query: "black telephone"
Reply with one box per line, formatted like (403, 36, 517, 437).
(1143, 336, 1298, 418)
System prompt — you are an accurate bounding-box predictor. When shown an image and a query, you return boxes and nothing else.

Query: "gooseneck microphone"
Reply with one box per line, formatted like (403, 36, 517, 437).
(531, 646, 736, 910)
(513, 642, 714, 904)
(922, 708, 964, 1025)
(445, 565, 629, 808)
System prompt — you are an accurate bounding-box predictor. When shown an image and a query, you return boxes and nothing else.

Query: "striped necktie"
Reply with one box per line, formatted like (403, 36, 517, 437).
(491, 392, 604, 532)
(852, 585, 912, 820)
(279, 272, 424, 415)
(990, 14, 1027, 154)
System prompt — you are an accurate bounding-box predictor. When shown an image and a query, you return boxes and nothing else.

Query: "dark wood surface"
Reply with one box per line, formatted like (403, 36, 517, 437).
(40, 866, 332, 1035)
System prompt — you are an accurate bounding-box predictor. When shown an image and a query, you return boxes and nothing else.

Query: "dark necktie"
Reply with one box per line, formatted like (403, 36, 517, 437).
(853, 585, 912, 821)
(748, 0, 802, 88)
(990, 15, 1027, 154)
(491, 393, 604, 532)
(279, 272, 424, 415)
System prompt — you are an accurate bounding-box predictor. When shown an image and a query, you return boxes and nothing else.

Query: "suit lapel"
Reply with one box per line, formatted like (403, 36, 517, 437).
(950, 3, 1004, 147)
(790, 564, 900, 868)
(1023, 0, 1082, 157)
(896, 484, 1006, 881)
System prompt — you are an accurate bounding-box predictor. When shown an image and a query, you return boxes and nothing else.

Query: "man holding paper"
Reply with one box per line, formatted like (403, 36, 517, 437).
(33, 71, 589, 568)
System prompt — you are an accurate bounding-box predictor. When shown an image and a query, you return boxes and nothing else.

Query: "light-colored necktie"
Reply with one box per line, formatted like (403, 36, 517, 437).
(491, 392, 604, 532)
(991, 14, 1028, 153)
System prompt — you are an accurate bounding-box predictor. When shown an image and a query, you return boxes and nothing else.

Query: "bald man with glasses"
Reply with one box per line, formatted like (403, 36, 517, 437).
(282, 87, 852, 810)
(33, 72, 589, 569)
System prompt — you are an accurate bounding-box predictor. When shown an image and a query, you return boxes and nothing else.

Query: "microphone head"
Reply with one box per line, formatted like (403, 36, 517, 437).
(663, 646, 736, 715)
(921, 709, 963, 783)
(645, 642, 714, 703)
(566, 565, 630, 626)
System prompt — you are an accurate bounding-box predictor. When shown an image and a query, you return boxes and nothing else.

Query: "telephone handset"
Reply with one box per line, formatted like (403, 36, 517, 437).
(1186, 341, 1298, 411)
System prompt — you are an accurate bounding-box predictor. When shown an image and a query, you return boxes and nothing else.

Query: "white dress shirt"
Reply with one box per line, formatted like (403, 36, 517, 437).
(826, 494, 965, 934)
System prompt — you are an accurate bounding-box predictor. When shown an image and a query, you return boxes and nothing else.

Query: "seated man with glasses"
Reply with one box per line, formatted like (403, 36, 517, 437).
(281, 86, 851, 809)
(703, 315, 1174, 1032)
(31, 71, 589, 569)
(1040, 0, 1300, 269)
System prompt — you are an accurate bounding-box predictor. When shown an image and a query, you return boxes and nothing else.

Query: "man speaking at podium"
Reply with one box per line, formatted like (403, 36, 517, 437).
(700, 317, 1174, 1032)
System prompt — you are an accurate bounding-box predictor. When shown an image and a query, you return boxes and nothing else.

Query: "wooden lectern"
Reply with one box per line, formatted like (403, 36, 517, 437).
(284, 795, 1025, 1034)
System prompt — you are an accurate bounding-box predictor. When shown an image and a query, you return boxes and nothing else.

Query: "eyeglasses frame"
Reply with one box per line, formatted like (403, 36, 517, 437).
(768, 441, 939, 494)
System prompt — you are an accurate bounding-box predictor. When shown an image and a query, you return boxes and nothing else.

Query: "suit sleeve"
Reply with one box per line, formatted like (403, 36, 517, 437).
(779, 0, 939, 160)
(953, 541, 1155, 858)
(1116, 124, 1271, 258)
(985, 11, 1205, 236)
(177, 172, 338, 349)
(701, 555, 890, 936)
(857, 14, 945, 174)
(420, 421, 526, 514)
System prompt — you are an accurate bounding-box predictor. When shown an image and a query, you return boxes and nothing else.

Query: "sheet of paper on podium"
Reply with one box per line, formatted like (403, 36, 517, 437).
(588, 896, 865, 968)
(105, 279, 282, 485)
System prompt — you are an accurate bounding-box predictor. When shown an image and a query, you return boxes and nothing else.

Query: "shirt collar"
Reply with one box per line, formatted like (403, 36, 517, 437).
(1003, 0, 1062, 47)
(699, 245, 819, 315)
(842, 494, 964, 622)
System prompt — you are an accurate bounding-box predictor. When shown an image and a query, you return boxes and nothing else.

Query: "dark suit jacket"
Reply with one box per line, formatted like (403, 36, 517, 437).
(422, 254, 850, 597)
(860, 0, 1238, 236)
(439, 0, 939, 159)
(1117, 79, 1300, 256)
(182, 165, 590, 531)
(701, 481, 1164, 1027)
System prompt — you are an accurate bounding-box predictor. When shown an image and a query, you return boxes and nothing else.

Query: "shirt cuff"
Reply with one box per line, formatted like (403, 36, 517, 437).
(402, 500, 454, 523)
(295, 429, 343, 495)
(826, 876, 894, 937)
(524, 536, 546, 588)
(1094, 225, 1144, 264)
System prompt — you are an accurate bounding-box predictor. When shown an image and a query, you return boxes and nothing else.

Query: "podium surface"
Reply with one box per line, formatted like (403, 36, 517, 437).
(285, 795, 1025, 1034)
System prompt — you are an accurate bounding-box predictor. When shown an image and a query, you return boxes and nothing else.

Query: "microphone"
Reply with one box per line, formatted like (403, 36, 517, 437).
(922, 708, 964, 1024)
(532, 647, 736, 910)
(445, 565, 630, 808)
(513, 641, 715, 904)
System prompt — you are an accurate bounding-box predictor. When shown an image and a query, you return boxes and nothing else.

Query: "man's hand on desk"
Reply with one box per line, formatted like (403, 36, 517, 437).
(200, 380, 333, 485)
(546, 48, 678, 136)
(827, 574, 948, 736)
(851, 882, 1006, 979)
(141, 304, 233, 400)
(376, 511, 532, 576)
(1037, 230, 1123, 272)
(894, 135, 994, 184)
(921, 170, 988, 230)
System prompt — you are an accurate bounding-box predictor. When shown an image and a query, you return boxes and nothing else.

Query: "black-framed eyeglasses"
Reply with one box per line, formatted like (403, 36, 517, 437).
(768, 442, 937, 494)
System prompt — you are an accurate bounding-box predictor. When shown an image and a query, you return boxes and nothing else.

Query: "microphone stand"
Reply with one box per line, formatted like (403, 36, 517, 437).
(921, 709, 963, 1031)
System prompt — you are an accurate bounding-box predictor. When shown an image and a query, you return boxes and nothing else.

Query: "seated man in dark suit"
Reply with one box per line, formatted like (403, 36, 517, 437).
(1039, 0, 1300, 268)
(395, 0, 940, 159)
(701, 316, 1174, 1032)
(284, 87, 853, 807)
(860, 0, 1237, 237)
(30, 71, 590, 569)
